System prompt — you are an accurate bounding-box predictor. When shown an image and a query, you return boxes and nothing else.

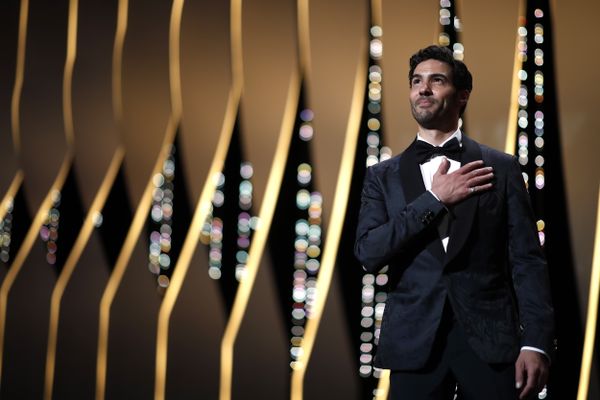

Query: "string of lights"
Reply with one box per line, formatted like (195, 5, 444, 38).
(359, 20, 392, 382)
(438, 3, 465, 398)
(148, 144, 176, 292)
(438, 0, 466, 136)
(40, 190, 62, 266)
(0, 200, 15, 264)
(290, 108, 323, 369)
(513, 2, 581, 398)
(201, 170, 225, 280)
(196, 120, 257, 314)
(0, 183, 30, 269)
(438, 0, 465, 61)
(514, 5, 555, 400)
(516, 6, 547, 249)
(234, 162, 256, 282)
(200, 162, 257, 284)
(514, 7, 553, 397)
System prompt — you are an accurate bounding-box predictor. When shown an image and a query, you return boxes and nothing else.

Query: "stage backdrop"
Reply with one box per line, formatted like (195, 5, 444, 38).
(0, 0, 598, 399)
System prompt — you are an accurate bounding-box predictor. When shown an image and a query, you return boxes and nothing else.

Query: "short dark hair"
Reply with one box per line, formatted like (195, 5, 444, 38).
(408, 45, 473, 93)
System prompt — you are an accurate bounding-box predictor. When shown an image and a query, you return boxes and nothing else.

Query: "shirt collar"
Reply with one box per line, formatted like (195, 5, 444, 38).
(416, 128, 462, 147)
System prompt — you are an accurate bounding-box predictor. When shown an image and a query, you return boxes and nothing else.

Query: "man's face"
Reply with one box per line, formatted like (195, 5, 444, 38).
(409, 59, 468, 130)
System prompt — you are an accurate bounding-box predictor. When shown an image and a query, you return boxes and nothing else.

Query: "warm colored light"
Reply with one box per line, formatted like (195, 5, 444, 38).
(148, 145, 176, 290)
(290, 108, 323, 364)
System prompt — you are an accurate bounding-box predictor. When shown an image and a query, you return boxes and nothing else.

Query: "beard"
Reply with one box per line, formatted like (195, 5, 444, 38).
(410, 99, 440, 128)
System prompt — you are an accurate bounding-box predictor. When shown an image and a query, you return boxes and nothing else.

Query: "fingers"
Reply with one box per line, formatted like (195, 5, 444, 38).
(519, 368, 539, 399)
(468, 171, 494, 189)
(457, 160, 486, 174)
(534, 362, 549, 396)
(515, 358, 536, 399)
(435, 157, 451, 176)
(515, 359, 524, 393)
(515, 351, 549, 399)
(454, 161, 494, 183)
(463, 163, 494, 195)
(432, 159, 493, 205)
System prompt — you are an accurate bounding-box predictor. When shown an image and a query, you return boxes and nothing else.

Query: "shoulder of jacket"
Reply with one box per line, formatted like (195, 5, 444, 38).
(367, 153, 402, 175)
(477, 143, 515, 165)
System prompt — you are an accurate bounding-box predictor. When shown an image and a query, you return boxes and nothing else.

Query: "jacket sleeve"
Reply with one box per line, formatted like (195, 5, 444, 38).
(354, 165, 446, 273)
(505, 156, 555, 356)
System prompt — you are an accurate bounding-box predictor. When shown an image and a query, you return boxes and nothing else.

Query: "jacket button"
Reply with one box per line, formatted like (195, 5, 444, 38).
(421, 210, 434, 224)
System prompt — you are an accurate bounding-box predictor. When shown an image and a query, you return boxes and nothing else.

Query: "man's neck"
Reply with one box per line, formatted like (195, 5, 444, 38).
(417, 126, 459, 146)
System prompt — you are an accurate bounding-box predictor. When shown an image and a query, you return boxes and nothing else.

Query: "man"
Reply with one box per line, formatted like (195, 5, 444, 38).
(354, 46, 554, 399)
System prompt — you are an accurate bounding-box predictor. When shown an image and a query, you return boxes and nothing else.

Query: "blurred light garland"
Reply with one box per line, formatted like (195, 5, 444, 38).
(516, 7, 547, 250)
(359, 22, 392, 381)
(514, 4, 552, 400)
(0, 198, 14, 264)
(200, 161, 256, 283)
(40, 190, 61, 266)
(438, 0, 465, 61)
(290, 108, 324, 369)
(148, 145, 176, 291)
(235, 162, 256, 282)
(200, 170, 225, 280)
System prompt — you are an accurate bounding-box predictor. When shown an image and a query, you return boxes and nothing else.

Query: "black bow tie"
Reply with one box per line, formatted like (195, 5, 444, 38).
(415, 137, 462, 164)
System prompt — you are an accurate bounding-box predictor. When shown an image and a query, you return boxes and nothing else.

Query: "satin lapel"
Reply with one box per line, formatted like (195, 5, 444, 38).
(445, 135, 482, 264)
(398, 140, 426, 203)
(399, 140, 445, 264)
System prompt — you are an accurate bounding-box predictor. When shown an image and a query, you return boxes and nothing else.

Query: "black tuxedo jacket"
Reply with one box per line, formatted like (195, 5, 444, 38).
(354, 135, 554, 370)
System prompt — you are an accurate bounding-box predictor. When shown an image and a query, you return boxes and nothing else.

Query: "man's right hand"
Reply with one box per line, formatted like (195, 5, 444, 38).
(430, 159, 494, 205)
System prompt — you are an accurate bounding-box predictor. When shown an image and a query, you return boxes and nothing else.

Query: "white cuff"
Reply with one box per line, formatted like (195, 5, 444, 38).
(520, 346, 550, 363)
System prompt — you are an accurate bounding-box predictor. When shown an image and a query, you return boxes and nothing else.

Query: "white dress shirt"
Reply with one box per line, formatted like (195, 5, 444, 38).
(417, 129, 462, 251)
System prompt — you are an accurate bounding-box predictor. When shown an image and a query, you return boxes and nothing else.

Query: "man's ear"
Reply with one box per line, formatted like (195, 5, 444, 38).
(459, 89, 470, 106)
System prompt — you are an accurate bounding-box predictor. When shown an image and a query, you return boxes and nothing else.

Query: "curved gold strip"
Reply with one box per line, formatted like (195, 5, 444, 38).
(95, 115, 178, 399)
(156, 1, 245, 397)
(374, 369, 390, 400)
(504, 0, 526, 155)
(0, 150, 74, 386)
(10, 0, 29, 156)
(44, 147, 124, 400)
(112, 0, 128, 128)
(218, 2, 297, 393)
(95, 1, 181, 397)
(370, 0, 382, 28)
(290, 41, 368, 400)
(93, 0, 127, 396)
(219, 67, 301, 400)
(152, 0, 184, 398)
(154, 75, 236, 400)
(62, 0, 78, 149)
(4, 0, 29, 218)
(168, 0, 183, 123)
(0, 171, 24, 223)
(230, 0, 244, 96)
(153, 114, 233, 392)
(0, 0, 78, 387)
(297, 0, 311, 87)
(577, 186, 600, 400)
(40, 2, 80, 396)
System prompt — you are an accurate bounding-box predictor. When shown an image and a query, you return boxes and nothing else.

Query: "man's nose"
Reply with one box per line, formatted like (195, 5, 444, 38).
(419, 82, 432, 95)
